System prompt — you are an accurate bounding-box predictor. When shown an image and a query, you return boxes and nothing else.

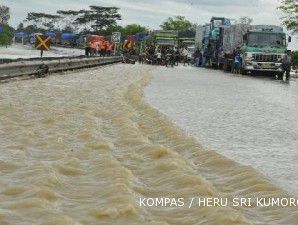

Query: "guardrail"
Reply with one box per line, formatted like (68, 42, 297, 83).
(0, 56, 122, 80)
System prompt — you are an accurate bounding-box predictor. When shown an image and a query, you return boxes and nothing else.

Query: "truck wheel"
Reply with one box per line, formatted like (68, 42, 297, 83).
(241, 69, 247, 75)
(277, 72, 284, 80)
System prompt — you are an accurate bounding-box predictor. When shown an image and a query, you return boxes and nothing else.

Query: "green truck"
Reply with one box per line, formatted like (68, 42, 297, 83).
(222, 24, 291, 76)
(151, 30, 178, 47)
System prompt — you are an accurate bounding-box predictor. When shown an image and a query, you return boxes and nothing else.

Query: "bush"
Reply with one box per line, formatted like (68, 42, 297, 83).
(0, 24, 14, 46)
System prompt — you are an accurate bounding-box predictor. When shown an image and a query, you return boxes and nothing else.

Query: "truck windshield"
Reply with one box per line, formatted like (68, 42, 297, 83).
(247, 33, 285, 47)
(213, 20, 223, 28)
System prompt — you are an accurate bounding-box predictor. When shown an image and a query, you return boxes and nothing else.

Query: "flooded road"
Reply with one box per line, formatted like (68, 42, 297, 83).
(0, 64, 298, 225)
(145, 66, 298, 196)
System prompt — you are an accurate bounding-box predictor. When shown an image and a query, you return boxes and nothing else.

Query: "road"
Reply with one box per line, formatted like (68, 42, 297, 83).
(145, 65, 298, 196)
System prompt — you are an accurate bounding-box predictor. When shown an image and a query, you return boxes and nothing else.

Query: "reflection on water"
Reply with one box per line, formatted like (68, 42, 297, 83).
(0, 65, 297, 225)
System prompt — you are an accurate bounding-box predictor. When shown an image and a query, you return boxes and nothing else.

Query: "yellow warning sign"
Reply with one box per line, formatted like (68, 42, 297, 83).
(35, 35, 51, 51)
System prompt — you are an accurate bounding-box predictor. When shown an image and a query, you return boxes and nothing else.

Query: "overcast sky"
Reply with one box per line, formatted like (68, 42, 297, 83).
(2, 0, 297, 49)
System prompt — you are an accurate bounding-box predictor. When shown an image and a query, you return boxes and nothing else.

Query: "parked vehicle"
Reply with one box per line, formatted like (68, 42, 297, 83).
(243, 25, 288, 76)
(151, 30, 178, 47)
(196, 17, 290, 75)
(222, 25, 290, 76)
(85, 35, 105, 56)
(178, 30, 195, 48)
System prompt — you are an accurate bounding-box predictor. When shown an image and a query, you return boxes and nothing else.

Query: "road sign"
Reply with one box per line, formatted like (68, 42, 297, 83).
(35, 35, 51, 51)
(112, 32, 121, 43)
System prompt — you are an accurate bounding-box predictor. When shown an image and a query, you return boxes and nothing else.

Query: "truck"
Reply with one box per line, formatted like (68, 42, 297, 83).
(195, 17, 231, 68)
(151, 30, 178, 47)
(222, 24, 290, 76)
(178, 30, 196, 59)
(196, 17, 290, 75)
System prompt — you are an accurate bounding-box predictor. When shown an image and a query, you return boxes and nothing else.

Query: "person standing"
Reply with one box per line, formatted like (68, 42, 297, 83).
(193, 48, 200, 67)
(174, 49, 180, 66)
(156, 50, 162, 65)
(282, 50, 292, 81)
(233, 53, 242, 74)
(182, 47, 189, 66)
(204, 44, 212, 67)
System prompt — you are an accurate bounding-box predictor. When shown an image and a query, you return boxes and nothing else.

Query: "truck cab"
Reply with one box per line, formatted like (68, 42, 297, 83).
(242, 26, 287, 75)
(209, 17, 231, 68)
(210, 17, 231, 40)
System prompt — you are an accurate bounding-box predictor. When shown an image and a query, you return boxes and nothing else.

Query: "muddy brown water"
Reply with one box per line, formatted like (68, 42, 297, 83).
(0, 64, 297, 225)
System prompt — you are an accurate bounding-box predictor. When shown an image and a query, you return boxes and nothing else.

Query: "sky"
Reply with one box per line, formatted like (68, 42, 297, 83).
(1, 0, 298, 49)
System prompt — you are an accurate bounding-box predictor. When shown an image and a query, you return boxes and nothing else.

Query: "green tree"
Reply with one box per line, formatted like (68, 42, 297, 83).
(278, 0, 298, 33)
(58, 6, 121, 33)
(160, 16, 196, 31)
(74, 6, 121, 32)
(21, 5, 122, 34)
(24, 12, 61, 32)
(0, 5, 14, 46)
(121, 24, 148, 35)
(16, 22, 24, 32)
(57, 10, 83, 32)
(0, 24, 14, 46)
(0, 5, 10, 23)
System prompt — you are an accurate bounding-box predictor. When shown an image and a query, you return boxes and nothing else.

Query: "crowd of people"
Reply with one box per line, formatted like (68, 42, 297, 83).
(122, 45, 196, 67)
(85, 41, 114, 57)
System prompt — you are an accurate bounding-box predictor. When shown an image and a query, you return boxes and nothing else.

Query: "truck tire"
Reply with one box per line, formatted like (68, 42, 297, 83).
(241, 69, 247, 75)
(277, 72, 284, 80)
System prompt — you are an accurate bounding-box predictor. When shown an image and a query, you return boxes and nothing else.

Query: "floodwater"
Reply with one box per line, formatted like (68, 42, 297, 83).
(145, 66, 298, 196)
(0, 64, 297, 225)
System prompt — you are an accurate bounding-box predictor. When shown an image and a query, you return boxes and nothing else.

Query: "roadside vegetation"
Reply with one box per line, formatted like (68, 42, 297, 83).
(160, 16, 197, 31)
(0, 24, 14, 46)
(15, 6, 148, 36)
(0, 5, 14, 46)
(278, 0, 298, 34)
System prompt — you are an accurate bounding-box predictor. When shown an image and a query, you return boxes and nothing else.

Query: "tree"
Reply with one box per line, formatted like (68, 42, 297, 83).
(101, 24, 122, 36)
(57, 10, 83, 32)
(57, 6, 122, 33)
(74, 6, 121, 32)
(0, 5, 14, 46)
(16, 22, 24, 32)
(21, 5, 122, 34)
(24, 12, 61, 32)
(278, 0, 298, 33)
(0, 5, 10, 23)
(160, 16, 196, 31)
(0, 24, 14, 46)
(121, 24, 148, 35)
(237, 17, 253, 25)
